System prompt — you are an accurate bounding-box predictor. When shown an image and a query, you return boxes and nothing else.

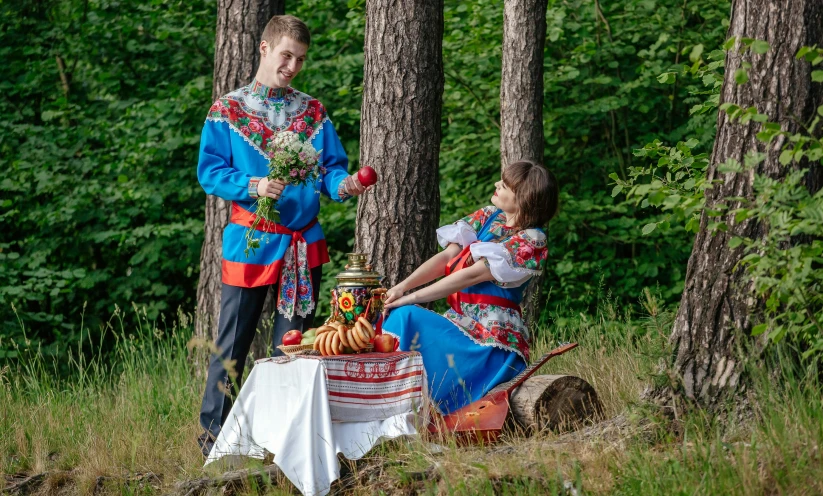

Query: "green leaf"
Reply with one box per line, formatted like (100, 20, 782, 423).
(657, 72, 676, 85)
(689, 44, 704, 63)
(751, 323, 768, 336)
(751, 40, 770, 54)
(779, 149, 794, 165)
(756, 130, 776, 143)
(117, 175, 128, 183)
(728, 237, 743, 249)
(611, 184, 623, 197)
(641, 223, 657, 235)
(734, 68, 749, 85)
(812, 71, 823, 83)
(723, 37, 737, 51)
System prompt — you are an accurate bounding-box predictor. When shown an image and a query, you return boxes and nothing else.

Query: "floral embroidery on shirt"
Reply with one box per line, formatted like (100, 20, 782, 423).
(206, 83, 327, 159)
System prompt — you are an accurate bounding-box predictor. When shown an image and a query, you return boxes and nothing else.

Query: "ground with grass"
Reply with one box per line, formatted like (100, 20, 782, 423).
(2, 300, 822, 495)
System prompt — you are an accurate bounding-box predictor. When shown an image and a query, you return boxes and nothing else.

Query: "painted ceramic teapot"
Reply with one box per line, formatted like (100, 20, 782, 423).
(329, 253, 386, 325)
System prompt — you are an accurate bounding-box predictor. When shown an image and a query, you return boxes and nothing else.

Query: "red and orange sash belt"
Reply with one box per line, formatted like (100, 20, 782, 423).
(230, 201, 318, 318)
(444, 243, 522, 315)
(230, 202, 318, 236)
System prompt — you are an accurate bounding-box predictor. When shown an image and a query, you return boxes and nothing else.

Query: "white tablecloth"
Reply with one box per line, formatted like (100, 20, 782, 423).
(204, 355, 424, 496)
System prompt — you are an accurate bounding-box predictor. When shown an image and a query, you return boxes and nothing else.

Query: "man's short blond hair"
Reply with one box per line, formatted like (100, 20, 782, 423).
(261, 15, 311, 46)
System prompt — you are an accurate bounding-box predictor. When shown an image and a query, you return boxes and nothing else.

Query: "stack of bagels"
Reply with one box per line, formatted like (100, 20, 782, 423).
(313, 316, 376, 356)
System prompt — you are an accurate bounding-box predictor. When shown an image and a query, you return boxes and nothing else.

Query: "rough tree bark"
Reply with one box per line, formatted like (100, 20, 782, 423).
(663, 0, 823, 408)
(354, 0, 444, 288)
(195, 0, 285, 359)
(500, 0, 548, 329)
(500, 0, 547, 170)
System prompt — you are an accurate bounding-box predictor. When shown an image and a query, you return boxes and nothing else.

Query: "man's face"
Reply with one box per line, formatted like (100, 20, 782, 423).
(259, 36, 308, 88)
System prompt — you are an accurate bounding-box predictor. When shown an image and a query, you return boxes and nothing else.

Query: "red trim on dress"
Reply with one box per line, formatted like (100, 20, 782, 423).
(451, 292, 522, 314)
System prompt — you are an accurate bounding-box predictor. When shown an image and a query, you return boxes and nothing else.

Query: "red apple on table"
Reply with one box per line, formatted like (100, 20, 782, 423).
(357, 166, 378, 187)
(373, 334, 397, 353)
(282, 330, 302, 346)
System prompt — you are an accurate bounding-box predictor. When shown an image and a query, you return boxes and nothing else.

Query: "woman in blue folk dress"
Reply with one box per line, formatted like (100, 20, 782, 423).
(382, 161, 559, 414)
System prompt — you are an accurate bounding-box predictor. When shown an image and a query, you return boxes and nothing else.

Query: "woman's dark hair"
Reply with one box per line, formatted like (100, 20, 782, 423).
(501, 160, 559, 230)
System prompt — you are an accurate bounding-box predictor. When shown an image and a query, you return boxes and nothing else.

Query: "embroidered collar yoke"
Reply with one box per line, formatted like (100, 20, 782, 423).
(197, 80, 352, 318)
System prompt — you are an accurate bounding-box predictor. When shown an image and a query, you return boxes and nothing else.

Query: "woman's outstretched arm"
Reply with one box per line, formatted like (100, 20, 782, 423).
(383, 243, 463, 309)
(384, 258, 495, 311)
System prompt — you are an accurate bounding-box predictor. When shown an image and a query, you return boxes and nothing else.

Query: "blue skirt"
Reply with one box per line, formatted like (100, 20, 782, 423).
(382, 305, 526, 414)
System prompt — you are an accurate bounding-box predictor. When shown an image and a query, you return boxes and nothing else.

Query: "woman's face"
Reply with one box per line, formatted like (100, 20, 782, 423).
(491, 179, 518, 216)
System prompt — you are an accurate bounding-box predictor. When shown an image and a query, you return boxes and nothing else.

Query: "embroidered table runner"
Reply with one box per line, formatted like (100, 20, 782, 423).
(297, 351, 426, 422)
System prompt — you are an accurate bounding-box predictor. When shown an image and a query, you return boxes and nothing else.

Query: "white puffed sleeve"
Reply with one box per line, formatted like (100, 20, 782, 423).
(468, 243, 532, 286)
(469, 229, 547, 287)
(436, 220, 478, 248)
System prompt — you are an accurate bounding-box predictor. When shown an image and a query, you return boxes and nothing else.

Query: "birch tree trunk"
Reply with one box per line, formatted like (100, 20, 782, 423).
(500, 0, 548, 330)
(194, 0, 285, 361)
(354, 0, 444, 288)
(664, 0, 823, 408)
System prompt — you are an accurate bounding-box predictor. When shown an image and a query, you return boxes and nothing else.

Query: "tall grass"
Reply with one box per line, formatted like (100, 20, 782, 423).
(0, 304, 204, 490)
(2, 295, 822, 495)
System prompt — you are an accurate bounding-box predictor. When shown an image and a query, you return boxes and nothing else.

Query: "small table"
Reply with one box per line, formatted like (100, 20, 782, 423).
(205, 351, 427, 496)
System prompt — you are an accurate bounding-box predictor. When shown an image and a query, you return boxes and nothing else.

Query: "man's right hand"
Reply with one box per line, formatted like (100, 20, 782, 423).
(257, 178, 286, 200)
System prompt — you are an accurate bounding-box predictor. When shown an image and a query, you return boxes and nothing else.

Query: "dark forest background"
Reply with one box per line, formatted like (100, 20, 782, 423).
(0, 0, 730, 363)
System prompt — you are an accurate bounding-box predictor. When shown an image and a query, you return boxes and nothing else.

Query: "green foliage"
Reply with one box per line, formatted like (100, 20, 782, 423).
(617, 40, 823, 364)
(436, 0, 730, 319)
(0, 0, 213, 362)
(1, 0, 733, 360)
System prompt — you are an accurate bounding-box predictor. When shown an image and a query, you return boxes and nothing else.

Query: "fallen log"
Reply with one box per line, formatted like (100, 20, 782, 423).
(509, 374, 603, 433)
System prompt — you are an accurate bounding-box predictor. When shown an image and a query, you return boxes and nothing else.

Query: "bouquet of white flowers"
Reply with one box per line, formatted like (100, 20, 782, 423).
(245, 132, 322, 256)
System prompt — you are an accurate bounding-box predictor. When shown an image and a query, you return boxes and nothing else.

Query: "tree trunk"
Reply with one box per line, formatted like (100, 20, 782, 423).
(500, 0, 547, 170)
(509, 375, 603, 433)
(666, 0, 823, 408)
(194, 0, 285, 362)
(354, 0, 444, 288)
(500, 0, 548, 330)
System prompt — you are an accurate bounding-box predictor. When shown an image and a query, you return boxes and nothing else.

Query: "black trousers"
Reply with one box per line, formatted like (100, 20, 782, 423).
(199, 266, 322, 438)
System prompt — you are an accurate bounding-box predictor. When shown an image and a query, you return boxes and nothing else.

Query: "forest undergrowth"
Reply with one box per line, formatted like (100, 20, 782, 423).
(2, 293, 822, 495)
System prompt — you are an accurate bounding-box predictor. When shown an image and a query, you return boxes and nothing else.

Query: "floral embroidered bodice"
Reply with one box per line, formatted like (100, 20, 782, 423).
(436, 206, 548, 361)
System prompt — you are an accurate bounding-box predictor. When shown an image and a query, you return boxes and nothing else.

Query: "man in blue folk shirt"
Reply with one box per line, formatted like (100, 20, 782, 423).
(196, 15, 367, 458)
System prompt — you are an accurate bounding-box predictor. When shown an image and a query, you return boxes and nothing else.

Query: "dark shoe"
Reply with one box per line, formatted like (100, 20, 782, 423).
(197, 431, 216, 460)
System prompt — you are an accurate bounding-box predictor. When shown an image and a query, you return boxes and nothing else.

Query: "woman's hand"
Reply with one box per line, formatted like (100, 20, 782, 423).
(383, 292, 417, 313)
(383, 283, 408, 316)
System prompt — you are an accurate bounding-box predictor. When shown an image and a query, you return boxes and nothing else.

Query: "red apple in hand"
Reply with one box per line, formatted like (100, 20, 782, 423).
(357, 166, 378, 187)
(373, 334, 397, 353)
(282, 330, 302, 346)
